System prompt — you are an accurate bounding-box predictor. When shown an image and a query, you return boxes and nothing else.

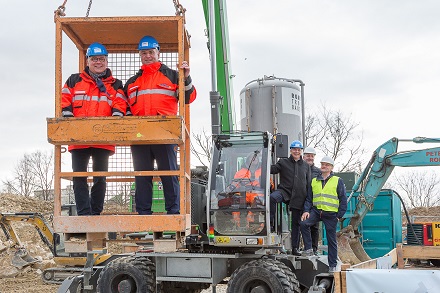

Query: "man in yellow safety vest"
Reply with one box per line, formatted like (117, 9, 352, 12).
(300, 156, 347, 273)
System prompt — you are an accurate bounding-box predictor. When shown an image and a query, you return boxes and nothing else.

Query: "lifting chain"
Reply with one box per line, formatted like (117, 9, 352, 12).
(54, 0, 68, 18)
(173, 0, 186, 18)
(357, 193, 374, 211)
(85, 0, 93, 17)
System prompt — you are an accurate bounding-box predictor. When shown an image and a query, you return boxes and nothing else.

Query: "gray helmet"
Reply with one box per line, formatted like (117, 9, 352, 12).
(304, 147, 316, 155)
(320, 156, 335, 166)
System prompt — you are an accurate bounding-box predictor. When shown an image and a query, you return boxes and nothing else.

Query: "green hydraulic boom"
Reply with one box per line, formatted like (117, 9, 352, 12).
(202, 0, 235, 133)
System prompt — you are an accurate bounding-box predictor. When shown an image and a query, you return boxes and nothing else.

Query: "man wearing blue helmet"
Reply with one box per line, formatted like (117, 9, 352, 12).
(270, 140, 312, 256)
(124, 35, 197, 215)
(61, 42, 127, 215)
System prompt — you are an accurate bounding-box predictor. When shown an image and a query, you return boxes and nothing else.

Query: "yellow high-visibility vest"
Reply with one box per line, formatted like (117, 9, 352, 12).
(311, 176, 339, 212)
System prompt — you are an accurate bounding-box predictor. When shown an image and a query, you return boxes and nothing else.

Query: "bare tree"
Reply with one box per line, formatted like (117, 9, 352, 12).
(2, 155, 36, 196)
(27, 150, 54, 201)
(1, 150, 54, 198)
(190, 129, 212, 167)
(392, 170, 440, 208)
(305, 104, 366, 172)
(190, 105, 365, 172)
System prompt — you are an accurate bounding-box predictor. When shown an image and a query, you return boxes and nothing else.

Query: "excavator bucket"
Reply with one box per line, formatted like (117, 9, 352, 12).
(337, 225, 371, 265)
(11, 247, 39, 269)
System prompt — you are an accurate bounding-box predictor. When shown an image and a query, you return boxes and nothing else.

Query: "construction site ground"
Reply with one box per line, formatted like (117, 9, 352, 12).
(0, 193, 438, 293)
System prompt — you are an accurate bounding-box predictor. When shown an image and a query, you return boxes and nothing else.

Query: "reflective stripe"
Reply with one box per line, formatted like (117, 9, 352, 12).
(116, 92, 127, 101)
(73, 95, 113, 106)
(185, 82, 193, 91)
(135, 88, 177, 98)
(62, 88, 71, 94)
(313, 193, 338, 201)
(312, 200, 339, 209)
(73, 95, 89, 102)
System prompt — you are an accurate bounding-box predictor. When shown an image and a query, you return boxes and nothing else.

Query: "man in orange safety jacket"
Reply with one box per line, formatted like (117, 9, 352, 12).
(124, 35, 197, 215)
(61, 42, 127, 216)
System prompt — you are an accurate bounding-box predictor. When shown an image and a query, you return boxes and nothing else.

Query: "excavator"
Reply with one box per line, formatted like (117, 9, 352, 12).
(337, 136, 440, 264)
(0, 212, 120, 284)
(50, 1, 337, 292)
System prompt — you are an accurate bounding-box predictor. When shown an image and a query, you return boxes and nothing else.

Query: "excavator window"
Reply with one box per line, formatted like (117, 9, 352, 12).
(209, 140, 267, 236)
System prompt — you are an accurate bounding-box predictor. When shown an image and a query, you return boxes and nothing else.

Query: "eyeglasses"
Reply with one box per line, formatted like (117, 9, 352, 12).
(89, 56, 107, 63)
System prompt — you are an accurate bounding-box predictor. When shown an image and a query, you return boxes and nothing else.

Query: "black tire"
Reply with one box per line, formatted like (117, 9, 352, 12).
(268, 259, 301, 293)
(430, 259, 440, 267)
(97, 256, 155, 293)
(227, 258, 299, 293)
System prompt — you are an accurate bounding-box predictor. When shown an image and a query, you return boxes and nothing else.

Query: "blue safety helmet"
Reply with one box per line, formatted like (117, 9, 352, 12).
(86, 42, 108, 57)
(290, 140, 303, 149)
(138, 35, 160, 51)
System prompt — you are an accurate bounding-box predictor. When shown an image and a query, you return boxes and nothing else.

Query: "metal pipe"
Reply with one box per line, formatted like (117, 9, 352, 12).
(207, 0, 217, 92)
(289, 79, 305, 145)
(210, 91, 222, 135)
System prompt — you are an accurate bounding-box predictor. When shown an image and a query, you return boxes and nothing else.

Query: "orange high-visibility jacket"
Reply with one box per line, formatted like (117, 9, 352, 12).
(124, 62, 196, 116)
(61, 67, 127, 153)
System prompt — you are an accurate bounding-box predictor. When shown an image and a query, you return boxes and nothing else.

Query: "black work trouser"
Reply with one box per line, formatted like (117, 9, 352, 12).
(131, 144, 180, 215)
(311, 222, 319, 252)
(71, 148, 111, 216)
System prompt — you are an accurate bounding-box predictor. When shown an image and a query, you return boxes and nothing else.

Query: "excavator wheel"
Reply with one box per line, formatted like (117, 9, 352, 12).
(227, 258, 301, 293)
(96, 256, 155, 293)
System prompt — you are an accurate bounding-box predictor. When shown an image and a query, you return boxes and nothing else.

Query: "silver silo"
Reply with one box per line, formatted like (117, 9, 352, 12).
(239, 76, 305, 144)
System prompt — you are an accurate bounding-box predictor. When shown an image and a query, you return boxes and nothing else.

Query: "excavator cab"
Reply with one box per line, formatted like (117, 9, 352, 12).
(206, 132, 283, 248)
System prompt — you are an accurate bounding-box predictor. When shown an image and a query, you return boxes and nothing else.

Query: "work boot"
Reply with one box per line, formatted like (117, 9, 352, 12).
(328, 266, 337, 273)
(302, 249, 314, 257)
(291, 248, 301, 256)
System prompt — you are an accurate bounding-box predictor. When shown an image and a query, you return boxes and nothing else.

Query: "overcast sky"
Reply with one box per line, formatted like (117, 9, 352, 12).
(1, 0, 440, 182)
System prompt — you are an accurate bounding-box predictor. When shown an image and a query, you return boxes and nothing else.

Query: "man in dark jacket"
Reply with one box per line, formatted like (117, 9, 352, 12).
(270, 140, 312, 256)
(303, 146, 321, 255)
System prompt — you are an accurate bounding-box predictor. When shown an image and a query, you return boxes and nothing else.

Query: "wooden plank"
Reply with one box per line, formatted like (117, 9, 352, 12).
(47, 116, 183, 145)
(351, 259, 377, 269)
(333, 270, 342, 293)
(59, 170, 181, 178)
(397, 243, 404, 269)
(402, 244, 440, 259)
(351, 249, 397, 269)
(53, 214, 191, 234)
(385, 248, 398, 266)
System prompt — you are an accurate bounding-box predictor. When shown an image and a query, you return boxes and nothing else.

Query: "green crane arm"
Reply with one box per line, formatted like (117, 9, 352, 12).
(348, 137, 440, 230)
(201, 0, 235, 132)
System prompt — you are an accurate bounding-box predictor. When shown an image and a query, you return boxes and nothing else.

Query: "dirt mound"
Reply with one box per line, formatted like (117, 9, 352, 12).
(403, 206, 440, 225)
(0, 193, 53, 215)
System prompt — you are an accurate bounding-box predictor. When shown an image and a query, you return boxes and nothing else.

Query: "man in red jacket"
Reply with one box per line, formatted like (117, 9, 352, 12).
(124, 35, 197, 215)
(61, 42, 127, 216)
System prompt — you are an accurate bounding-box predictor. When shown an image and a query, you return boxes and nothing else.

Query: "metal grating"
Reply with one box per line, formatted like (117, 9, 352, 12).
(69, 51, 180, 213)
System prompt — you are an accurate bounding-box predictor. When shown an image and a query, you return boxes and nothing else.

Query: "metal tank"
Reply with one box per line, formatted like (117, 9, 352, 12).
(239, 76, 305, 144)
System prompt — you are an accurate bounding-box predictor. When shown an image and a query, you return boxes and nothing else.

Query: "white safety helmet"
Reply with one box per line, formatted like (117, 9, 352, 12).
(303, 147, 316, 155)
(320, 156, 335, 166)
